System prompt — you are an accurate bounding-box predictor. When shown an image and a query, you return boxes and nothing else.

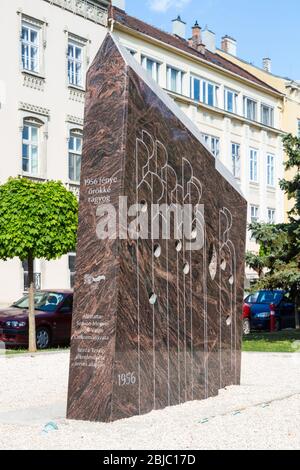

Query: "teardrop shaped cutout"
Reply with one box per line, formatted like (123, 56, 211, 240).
(191, 229, 197, 240)
(149, 293, 157, 305)
(140, 200, 148, 213)
(183, 263, 190, 275)
(221, 259, 226, 271)
(154, 244, 161, 258)
(209, 244, 217, 280)
(175, 240, 182, 252)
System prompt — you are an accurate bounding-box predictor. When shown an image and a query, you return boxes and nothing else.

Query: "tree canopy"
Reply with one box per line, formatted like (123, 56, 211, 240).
(246, 134, 300, 319)
(0, 177, 78, 261)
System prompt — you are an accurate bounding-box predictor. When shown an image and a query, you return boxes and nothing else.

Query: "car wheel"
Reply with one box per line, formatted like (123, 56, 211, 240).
(275, 319, 281, 332)
(36, 327, 51, 350)
(243, 318, 251, 335)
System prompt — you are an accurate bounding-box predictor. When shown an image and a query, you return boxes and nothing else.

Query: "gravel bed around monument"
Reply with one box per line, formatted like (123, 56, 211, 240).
(0, 351, 299, 450)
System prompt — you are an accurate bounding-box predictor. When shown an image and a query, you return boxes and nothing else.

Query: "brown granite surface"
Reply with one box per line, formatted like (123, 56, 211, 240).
(67, 34, 247, 423)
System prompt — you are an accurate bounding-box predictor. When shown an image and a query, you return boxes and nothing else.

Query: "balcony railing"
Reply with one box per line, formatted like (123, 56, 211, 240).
(44, 0, 108, 25)
(18, 175, 80, 199)
(68, 183, 80, 199)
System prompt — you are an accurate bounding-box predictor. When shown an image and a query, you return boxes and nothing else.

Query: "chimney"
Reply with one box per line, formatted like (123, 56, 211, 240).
(188, 22, 206, 54)
(111, 0, 125, 10)
(263, 57, 272, 73)
(172, 15, 186, 39)
(202, 28, 216, 52)
(190, 21, 201, 46)
(221, 35, 237, 56)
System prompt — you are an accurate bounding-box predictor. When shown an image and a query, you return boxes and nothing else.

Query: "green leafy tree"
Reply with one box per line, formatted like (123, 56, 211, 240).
(245, 251, 266, 279)
(0, 177, 78, 351)
(246, 133, 300, 328)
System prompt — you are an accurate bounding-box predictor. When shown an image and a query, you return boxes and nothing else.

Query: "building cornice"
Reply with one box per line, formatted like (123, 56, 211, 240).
(19, 102, 50, 117)
(66, 115, 84, 126)
(43, 0, 108, 26)
(166, 89, 283, 136)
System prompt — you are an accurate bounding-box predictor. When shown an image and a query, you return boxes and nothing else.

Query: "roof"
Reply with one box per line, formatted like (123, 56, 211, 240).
(109, 6, 281, 95)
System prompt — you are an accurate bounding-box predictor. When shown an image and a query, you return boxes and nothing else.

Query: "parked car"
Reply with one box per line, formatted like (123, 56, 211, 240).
(243, 289, 295, 335)
(0, 290, 73, 349)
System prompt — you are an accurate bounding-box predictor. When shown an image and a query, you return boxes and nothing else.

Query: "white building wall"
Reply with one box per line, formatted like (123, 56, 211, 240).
(114, 29, 285, 282)
(0, 0, 108, 304)
(0, 1, 285, 303)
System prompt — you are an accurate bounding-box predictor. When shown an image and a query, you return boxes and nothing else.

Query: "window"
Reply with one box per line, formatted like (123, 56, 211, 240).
(261, 104, 274, 127)
(190, 76, 201, 101)
(210, 136, 220, 159)
(15, 291, 66, 311)
(231, 143, 241, 178)
(191, 77, 219, 106)
(141, 56, 160, 82)
(167, 66, 184, 94)
(244, 97, 257, 121)
(297, 119, 300, 138)
(21, 22, 40, 73)
(201, 134, 220, 158)
(69, 131, 82, 182)
(224, 89, 238, 113)
(267, 208, 276, 224)
(22, 260, 41, 291)
(248, 290, 282, 304)
(267, 154, 275, 186)
(61, 295, 73, 313)
(246, 291, 259, 303)
(249, 148, 258, 182)
(68, 41, 84, 87)
(250, 205, 259, 223)
(203, 80, 218, 106)
(22, 121, 39, 175)
(68, 254, 76, 288)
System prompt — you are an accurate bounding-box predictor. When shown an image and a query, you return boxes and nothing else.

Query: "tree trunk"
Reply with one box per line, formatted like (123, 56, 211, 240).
(295, 294, 300, 331)
(28, 254, 37, 352)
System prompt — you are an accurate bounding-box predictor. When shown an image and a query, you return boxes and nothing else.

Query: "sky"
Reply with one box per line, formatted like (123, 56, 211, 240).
(125, 0, 300, 80)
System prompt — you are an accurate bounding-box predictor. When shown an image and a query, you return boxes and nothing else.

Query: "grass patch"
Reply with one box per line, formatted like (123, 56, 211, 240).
(3, 332, 300, 355)
(3, 347, 70, 356)
(243, 329, 300, 353)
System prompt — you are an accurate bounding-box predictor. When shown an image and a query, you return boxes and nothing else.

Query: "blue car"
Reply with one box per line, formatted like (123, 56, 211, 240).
(243, 290, 296, 335)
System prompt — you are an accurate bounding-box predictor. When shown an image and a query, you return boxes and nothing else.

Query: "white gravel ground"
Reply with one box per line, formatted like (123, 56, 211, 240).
(0, 351, 299, 450)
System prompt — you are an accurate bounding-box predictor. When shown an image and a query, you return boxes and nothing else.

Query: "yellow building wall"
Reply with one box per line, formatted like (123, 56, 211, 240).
(218, 50, 300, 221)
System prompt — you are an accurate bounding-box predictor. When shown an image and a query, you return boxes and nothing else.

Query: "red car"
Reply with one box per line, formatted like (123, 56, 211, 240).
(0, 290, 73, 349)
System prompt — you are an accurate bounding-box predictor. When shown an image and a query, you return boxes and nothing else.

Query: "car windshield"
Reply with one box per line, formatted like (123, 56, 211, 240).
(247, 291, 283, 305)
(12, 292, 66, 312)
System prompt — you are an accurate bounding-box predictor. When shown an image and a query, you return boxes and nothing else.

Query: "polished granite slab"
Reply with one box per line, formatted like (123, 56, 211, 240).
(67, 33, 247, 422)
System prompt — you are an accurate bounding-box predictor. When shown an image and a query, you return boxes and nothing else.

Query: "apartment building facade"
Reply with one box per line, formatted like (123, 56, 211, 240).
(109, 7, 285, 282)
(218, 45, 300, 221)
(0, 0, 110, 304)
(0, 0, 285, 303)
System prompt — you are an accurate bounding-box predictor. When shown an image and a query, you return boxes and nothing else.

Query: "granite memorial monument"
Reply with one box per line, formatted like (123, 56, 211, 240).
(67, 33, 247, 422)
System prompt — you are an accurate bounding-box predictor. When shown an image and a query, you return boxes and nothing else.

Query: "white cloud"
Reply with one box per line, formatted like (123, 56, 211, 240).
(148, 0, 191, 13)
